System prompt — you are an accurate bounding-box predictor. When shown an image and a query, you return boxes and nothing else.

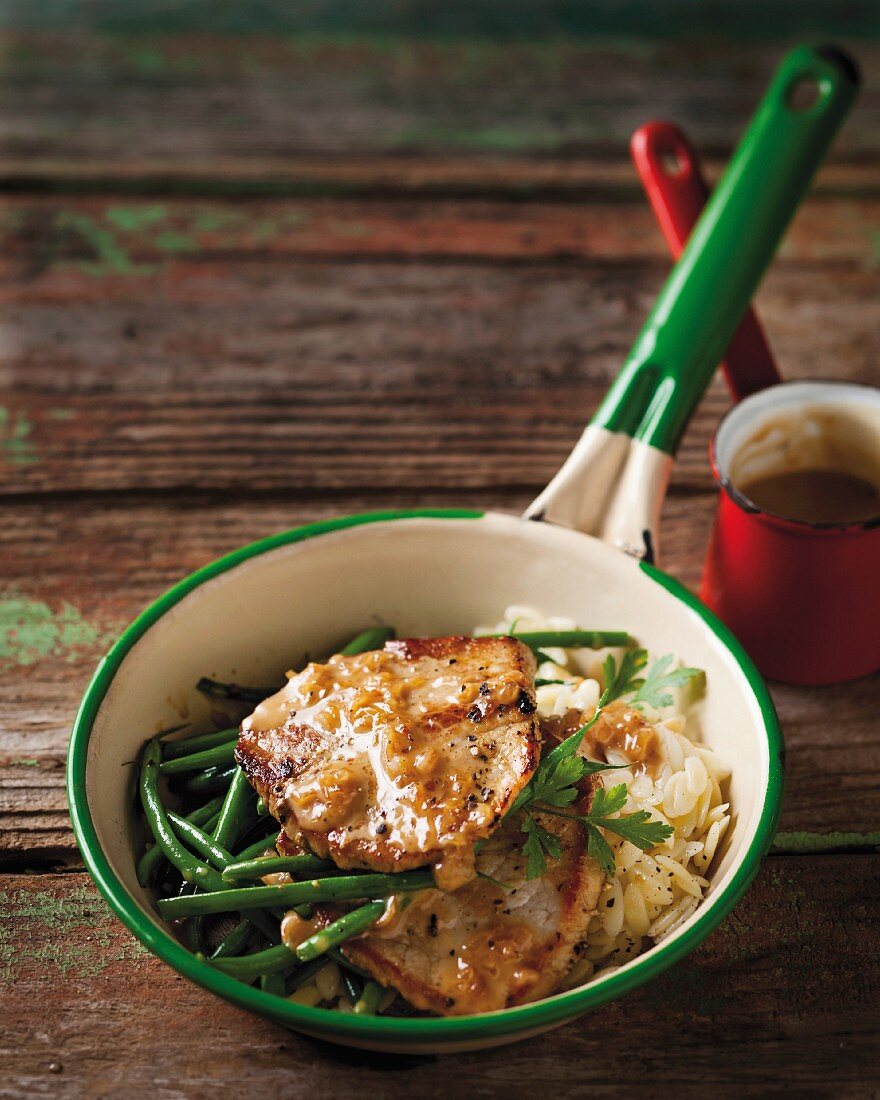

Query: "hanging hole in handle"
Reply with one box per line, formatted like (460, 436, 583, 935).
(658, 144, 687, 178)
(786, 75, 821, 111)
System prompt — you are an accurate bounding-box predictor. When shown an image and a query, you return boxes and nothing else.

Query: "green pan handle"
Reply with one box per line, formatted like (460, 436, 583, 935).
(591, 45, 859, 455)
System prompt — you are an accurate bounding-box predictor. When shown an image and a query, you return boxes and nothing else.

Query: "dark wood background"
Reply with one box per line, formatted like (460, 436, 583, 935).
(1, 3, 879, 1096)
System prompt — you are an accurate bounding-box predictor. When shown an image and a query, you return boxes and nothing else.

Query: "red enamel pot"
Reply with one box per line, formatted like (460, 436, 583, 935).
(632, 118, 880, 686)
(703, 380, 880, 685)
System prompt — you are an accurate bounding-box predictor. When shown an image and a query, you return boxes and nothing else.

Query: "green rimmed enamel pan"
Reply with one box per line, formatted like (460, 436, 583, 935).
(67, 46, 856, 1053)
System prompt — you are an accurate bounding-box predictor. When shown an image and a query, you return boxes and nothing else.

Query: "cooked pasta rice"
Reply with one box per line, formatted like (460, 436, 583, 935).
(478, 606, 731, 988)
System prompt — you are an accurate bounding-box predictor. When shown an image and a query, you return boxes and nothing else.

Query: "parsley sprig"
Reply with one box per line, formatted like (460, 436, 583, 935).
(632, 654, 703, 712)
(516, 649, 699, 879)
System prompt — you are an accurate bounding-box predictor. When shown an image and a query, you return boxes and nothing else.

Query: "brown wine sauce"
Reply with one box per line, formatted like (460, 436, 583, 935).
(739, 467, 880, 525)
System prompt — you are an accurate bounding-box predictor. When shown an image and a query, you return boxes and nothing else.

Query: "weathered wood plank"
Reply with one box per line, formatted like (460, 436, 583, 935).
(1, 858, 877, 1095)
(3, 0, 879, 39)
(1, 254, 878, 496)
(4, 156, 880, 201)
(3, 33, 880, 167)
(3, 194, 880, 267)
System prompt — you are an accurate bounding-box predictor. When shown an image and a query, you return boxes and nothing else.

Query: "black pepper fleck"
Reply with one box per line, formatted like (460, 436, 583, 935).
(517, 690, 537, 715)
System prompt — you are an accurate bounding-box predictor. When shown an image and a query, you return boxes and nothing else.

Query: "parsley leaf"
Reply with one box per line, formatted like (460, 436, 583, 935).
(527, 781, 674, 878)
(589, 782, 629, 818)
(594, 809, 674, 851)
(586, 783, 673, 849)
(529, 755, 584, 808)
(632, 654, 702, 712)
(603, 648, 649, 703)
(585, 823, 617, 876)
(521, 813, 563, 879)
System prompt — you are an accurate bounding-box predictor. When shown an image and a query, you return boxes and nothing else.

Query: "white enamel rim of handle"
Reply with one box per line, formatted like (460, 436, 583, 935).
(524, 427, 674, 562)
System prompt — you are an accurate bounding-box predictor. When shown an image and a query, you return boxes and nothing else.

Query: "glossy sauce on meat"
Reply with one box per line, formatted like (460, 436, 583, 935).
(235, 636, 541, 885)
(542, 700, 661, 777)
(327, 779, 603, 1016)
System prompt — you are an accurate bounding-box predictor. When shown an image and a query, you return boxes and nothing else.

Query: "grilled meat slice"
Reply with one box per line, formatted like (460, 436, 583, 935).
(236, 635, 541, 886)
(331, 781, 603, 1016)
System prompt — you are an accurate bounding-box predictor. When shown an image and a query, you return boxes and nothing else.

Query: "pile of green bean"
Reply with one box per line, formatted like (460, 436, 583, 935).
(135, 624, 628, 1013)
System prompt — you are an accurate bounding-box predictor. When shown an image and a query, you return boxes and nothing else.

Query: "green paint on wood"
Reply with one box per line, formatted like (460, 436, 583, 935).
(393, 125, 564, 152)
(0, 883, 148, 981)
(49, 206, 316, 273)
(55, 211, 159, 276)
(0, 593, 117, 668)
(0, 407, 38, 466)
(772, 830, 880, 854)
(10, 758, 40, 767)
(106, 204, 167, 231)
(154, 230, 198, 252)
(192, 209, 242, 232)
(127, 45, 166, 74)
(46, 407, 77, 421)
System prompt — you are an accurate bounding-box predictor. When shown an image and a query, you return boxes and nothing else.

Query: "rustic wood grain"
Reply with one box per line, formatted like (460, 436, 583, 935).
(2, 859, 878, 1097)
(3, 33, 880, 167)
(5, 155, 880, 201)
(4, 194, 880, 266)
(1, 251, 878, 497)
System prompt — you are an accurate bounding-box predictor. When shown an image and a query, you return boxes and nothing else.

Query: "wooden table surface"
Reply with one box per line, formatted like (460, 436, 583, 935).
(1, 7, 879, 1097)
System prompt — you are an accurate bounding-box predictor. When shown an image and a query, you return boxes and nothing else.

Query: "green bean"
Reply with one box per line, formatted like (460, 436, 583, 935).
(260, 972, 287, 996)
(172, 818, 281, 942)
(221, 854, 335, 882)
(509, 630, 630, 650)
(212, 768, 254, 851)
(295, 901, 386, 963)
(136, 843, 163, 888)
(210, 917, 254, 959)
(208, 905, 282, 956)
(184, 913, 206, 953)
(161, 727, 238, 760)
(167, 812, 235, 871)
(159, 741, 237, 776)
(140, 747, 284, 960)
(328, 948, 372, 982)
(353, 980, 384, 1016)
(188, 795, 227, 828)
(207, 942, 294, 981)
(180, 765, 237, 796)
(157, 870, 433, 919)
(233, 832, 280, 863)
(196, 677, 277, 704)
(139, 740, 228, 892)
(189, 792, 226, 827)
(340, 626, 394, 655)
(245, 908, 282, 944)
(256, 797, 269, 816)
(162, 812, 281, 951)
(136, 795, 225, 888)
(286, 956, 331, 993)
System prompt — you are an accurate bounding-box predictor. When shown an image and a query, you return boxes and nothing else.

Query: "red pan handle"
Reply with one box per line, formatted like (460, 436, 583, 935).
(631, 120, 782, 400)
